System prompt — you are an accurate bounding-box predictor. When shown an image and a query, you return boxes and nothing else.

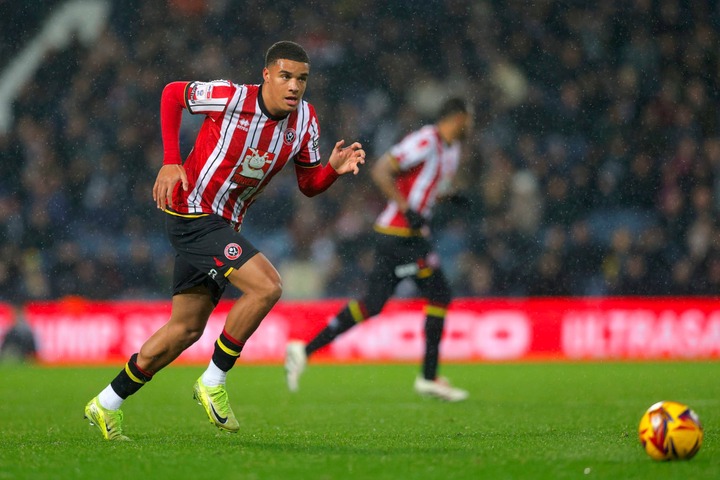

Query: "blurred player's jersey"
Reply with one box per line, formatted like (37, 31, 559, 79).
(170, 80, 321, 230)
(374, 125, 461, 236)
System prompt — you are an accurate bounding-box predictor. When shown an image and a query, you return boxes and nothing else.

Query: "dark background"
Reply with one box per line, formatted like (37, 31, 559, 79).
(1, 0, 719, 301)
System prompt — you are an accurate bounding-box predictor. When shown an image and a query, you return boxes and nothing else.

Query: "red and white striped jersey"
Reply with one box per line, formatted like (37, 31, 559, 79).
(374, 125, 461, 236)
(170, 80, 321, 230)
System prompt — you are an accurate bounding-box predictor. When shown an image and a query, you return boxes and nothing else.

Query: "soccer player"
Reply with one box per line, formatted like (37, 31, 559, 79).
(84, 41, 366, 440)
(285, 97, 472, 402)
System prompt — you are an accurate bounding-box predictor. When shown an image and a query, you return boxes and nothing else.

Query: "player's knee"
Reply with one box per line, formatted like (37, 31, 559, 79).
(168, 322, 205, 349)
(183, 325, 205, 345)
(256, 273, 283, 306)
(362, 298, 385, 318)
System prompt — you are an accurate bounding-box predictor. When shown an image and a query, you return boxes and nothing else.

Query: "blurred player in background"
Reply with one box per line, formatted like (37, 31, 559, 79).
(84, 41, 365, 440)
(285, 97, 472, 401)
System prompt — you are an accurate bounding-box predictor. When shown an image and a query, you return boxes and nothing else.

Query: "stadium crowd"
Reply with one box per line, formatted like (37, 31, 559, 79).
(1, 0, 720, 302)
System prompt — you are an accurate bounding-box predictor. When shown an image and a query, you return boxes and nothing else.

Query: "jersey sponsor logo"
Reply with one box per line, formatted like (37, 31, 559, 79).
(189, 82, 212, 101)
(224, 243, 242, 260)
(311, 136, 319, 151)
(231, 147, 275, 187)
(238, 118, 250, 131)
(394, 262, 419, 278)
(283, 128, 296, 145)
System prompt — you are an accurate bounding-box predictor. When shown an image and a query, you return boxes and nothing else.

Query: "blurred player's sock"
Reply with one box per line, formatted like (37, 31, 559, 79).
(422, 309, 446, 380)
(414, 376, 469, 402)
(285, 341, 307, 392)
(305, 301, 364, 355)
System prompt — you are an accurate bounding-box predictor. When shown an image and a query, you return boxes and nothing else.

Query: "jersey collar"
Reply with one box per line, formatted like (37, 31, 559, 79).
(258, 84, 289, 122)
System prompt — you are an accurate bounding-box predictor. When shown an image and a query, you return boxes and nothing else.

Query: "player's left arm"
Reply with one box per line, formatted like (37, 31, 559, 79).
(295, 140, 365, 197)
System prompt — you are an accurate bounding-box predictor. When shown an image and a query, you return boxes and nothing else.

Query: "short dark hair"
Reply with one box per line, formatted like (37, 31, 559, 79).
(437, 97, 468, 120)
(265, 41, 310, 67)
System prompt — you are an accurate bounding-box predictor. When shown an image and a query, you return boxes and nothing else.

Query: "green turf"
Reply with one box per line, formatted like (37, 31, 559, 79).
(0, 362, 716, 480)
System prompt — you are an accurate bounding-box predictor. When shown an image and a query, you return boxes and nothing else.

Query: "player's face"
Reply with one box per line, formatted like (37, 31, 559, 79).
(454, 112, 473, 141)
(262, 59, 310, 116)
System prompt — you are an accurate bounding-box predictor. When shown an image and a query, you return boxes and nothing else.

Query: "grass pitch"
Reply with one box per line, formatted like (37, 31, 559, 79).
(0, 362, 716, 479)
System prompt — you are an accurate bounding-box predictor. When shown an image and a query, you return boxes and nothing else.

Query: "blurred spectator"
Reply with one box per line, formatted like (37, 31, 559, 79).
(0, 307, 36, 363)
(2, 0, 720, 301)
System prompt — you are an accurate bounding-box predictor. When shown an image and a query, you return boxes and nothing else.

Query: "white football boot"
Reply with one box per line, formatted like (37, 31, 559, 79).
(414, 375, 469, 402)
(285, 341, 307, 392)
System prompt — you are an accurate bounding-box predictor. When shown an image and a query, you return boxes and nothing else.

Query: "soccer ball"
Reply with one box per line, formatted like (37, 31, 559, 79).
(638, 400, 703, 461)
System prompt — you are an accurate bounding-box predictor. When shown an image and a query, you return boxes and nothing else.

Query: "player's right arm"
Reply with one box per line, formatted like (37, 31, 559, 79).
(371, 153, 408, 212)
(372, 137, 429, 230)
(153, 81, 189, 210)
(153, 80, 234, 210)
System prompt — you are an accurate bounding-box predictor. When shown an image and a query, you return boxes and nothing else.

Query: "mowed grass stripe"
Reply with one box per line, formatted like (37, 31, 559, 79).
(0, 362, 716, 480)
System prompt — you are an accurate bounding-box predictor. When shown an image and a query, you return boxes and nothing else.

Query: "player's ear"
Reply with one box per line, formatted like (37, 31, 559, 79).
(262, 67, 270, 82)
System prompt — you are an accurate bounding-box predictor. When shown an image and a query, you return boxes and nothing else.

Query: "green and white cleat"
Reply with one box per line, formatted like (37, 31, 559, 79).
(284, 341, 307, 392)
(192, 377, 240, 433)
(414, 376, 469, 402)
(84, 397, 130, 441)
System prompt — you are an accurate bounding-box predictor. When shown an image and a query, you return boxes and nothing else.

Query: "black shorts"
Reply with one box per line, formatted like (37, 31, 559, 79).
(166, 213, 259, 304)
(372, 232, 436, 279)
(359, 231, 452, 313)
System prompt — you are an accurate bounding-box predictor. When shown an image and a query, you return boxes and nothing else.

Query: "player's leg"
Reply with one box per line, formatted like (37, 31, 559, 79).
(222, 253, 282, 342)
(306, 235, 401, 356)
(138, 286, 216, 371)
(285, 235, 401, 391)
(414, 266, 468, 402)
(85, 284, 215, 440)
(415, 267, 452, 381)
(193, 253, 281, 432)
(160, 214, 275, 433)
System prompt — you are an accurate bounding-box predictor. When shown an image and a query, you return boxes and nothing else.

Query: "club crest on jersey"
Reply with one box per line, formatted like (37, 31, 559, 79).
(232, 147, 275, 186)
(283, 128, 296, 145)
(224, 243, 242, 260)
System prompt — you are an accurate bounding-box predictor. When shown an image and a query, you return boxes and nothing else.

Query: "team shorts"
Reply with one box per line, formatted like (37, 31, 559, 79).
(373, 232, 437, 276)
(359, 231, 451, 312)
(165, 213, 259, 304)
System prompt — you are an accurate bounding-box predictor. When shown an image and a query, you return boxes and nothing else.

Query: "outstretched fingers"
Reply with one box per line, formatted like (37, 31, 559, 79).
(345, 142, 366, 175)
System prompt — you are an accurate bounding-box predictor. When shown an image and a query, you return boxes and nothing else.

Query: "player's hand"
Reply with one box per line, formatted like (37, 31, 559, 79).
(441, 192, 473, 210)
(153, 164, 189, 210)
(405, 209, 426, 230)
(328, 140, 366, 175)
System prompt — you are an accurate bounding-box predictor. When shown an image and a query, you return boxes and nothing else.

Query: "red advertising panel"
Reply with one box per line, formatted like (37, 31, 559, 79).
(0, 303, 15, 344)
(8, 297, 720, 364)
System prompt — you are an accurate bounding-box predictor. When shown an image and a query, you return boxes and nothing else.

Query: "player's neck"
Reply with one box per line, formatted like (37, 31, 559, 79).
(437, 123, 455, 144)
(258, 84, 290, 121)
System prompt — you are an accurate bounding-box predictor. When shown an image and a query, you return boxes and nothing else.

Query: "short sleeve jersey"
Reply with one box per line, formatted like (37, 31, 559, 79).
(374, 125, 461, 235)
(170, 80, 321, 230)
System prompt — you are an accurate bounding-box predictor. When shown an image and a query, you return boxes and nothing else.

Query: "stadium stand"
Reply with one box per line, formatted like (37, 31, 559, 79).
(1, 0, 719, 301)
